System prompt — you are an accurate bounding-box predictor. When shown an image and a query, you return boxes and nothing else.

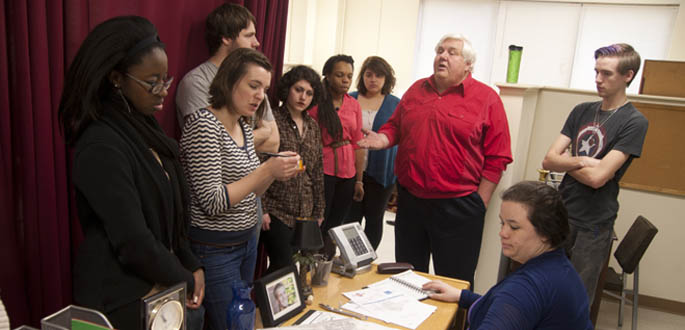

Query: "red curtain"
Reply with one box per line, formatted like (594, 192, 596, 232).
(0, 0, 289, 327)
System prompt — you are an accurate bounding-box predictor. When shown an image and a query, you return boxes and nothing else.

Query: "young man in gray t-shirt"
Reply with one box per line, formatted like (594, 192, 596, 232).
(542, 43, 648, 306)
(176, 3, 278, 153)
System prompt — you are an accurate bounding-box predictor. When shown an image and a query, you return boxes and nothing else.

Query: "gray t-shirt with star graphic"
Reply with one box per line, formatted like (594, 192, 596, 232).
(559, 101, 648, 229)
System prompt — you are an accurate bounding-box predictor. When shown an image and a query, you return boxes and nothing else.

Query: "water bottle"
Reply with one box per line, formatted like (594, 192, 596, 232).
(506, 45, 523, 83)
(226, 280, 255, 330)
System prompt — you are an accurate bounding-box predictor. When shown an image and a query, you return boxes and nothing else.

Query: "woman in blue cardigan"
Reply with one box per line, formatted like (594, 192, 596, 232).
(423, 181, 592, 329)
(345, 56, 400, 250)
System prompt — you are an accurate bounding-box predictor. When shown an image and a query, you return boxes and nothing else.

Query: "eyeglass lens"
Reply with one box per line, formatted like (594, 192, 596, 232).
(151, 77, 173, 94)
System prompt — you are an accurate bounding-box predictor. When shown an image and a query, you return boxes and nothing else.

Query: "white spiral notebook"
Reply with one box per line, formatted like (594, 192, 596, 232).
(366, 269, 433, 300)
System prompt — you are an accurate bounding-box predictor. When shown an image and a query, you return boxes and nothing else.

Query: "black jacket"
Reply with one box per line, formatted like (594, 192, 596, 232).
(71, 110, 201, 316)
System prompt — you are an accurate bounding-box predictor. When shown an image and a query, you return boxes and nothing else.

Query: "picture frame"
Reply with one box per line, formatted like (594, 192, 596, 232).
(255, 265, 305, 327)
(141, 282, 186, 330)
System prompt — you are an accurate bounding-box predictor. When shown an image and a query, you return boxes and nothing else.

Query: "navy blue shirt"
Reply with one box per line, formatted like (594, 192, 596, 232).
(459, 249, 592, 329)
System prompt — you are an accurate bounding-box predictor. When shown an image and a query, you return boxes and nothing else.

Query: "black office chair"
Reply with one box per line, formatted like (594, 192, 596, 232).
(603, 215, 658, 330)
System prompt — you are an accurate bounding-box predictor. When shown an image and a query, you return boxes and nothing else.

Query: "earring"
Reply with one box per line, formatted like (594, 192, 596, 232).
(117, 89, 132, 114)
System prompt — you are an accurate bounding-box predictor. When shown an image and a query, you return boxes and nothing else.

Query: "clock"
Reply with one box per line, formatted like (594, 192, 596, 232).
(150, 299, 183, 330)
(142, 283, 186, 330)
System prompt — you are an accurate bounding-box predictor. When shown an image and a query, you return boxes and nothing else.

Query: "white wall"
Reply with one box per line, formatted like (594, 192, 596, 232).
(413, 0, 499, 84)
(284, 0, 421, 96)
(668, 0, 685, 60)
(568, 4, 678, 94)
(415, 0, 679, 94)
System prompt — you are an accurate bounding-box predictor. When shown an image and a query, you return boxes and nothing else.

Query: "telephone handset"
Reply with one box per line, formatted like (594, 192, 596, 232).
(328, 223, 377, 277)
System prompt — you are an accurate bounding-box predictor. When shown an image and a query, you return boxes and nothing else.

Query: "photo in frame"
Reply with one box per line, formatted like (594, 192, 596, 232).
(255, 265, 305, 327)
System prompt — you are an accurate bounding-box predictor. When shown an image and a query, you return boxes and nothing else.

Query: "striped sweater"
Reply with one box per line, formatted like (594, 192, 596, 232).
(180, 109, 259, 240)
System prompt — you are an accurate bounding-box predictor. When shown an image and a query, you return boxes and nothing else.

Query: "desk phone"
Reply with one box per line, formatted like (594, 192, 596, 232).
(328, 223, 377, 277)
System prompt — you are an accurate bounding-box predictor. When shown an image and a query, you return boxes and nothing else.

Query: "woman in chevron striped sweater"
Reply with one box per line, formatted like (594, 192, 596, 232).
(179, 48, 301, 330)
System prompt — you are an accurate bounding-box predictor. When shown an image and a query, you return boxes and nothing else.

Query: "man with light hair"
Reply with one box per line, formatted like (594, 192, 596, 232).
(359, 34, 512, 287)
(543, 43, 648, 306)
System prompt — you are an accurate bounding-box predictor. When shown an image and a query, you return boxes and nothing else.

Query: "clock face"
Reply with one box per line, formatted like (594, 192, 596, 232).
(150, 300, 183, 330)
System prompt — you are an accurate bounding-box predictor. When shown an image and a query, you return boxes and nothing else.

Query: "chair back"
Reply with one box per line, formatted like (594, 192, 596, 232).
(614, 215, 658, 274)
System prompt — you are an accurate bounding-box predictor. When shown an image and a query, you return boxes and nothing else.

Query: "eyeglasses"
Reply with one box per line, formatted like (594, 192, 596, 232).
(125, 73, 173, 95)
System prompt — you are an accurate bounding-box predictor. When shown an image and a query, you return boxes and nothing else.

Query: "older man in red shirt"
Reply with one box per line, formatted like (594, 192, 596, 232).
(359, 34, 512, 287)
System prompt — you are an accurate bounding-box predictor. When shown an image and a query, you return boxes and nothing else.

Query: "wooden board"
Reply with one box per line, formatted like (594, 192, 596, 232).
(619, 102, 685, 196)
(639, 60, 685, 98)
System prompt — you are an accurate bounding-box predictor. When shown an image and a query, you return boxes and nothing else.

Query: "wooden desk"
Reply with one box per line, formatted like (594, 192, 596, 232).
(279, 264, 470, 329)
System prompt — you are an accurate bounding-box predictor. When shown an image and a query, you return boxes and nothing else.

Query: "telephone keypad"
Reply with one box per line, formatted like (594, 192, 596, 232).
(350, 236, 368, 256)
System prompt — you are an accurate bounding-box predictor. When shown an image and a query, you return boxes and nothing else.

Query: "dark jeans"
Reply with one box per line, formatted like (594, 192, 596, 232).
(394, 185, 485, 288)
(262, 214, 296, 274)
(344, 173, 395, 250)
(322, 174, 355, 258)
(564, 222, 614, 306)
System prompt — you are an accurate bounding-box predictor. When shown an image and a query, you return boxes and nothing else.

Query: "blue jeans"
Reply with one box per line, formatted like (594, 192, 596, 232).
(191, 235, 258, 330)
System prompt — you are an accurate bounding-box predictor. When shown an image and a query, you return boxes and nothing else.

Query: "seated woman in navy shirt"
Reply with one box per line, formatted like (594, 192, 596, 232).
(423, 181, 592, 329)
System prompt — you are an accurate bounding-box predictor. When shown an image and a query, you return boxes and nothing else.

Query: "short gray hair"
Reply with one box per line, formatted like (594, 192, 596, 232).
(435, 34, 476, 72)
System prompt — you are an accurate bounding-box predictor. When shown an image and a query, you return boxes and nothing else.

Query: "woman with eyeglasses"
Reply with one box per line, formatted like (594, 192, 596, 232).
(59, 16, 204, 329)
(179, 48, 301, 330)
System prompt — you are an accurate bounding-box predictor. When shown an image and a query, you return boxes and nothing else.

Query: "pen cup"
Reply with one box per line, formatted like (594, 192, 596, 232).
(311, 260, 333, 286)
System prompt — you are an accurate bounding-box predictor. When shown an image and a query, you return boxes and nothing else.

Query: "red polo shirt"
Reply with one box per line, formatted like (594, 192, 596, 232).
(378, 75, 512, 199)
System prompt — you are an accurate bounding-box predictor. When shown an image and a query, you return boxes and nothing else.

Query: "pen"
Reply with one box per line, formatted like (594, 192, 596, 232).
(259, 152, 291, 157)
(319, 303, 368, 320)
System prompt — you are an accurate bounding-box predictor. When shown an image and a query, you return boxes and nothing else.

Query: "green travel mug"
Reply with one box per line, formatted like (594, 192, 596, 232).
(506, 45, 523, 83)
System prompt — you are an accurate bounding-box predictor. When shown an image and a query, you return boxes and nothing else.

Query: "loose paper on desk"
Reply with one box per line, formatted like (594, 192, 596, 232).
(260, 318, 395, 330)
(296, 310, 348, 325)
(342, 287, 436, 329)
(367, 270, 433, 300)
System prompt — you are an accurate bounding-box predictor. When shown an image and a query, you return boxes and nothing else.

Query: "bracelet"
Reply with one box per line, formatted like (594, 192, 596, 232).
(355, 181, 363, 185)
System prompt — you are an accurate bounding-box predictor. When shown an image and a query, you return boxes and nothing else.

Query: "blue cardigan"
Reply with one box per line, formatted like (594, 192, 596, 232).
(349, 91, 399, 187)
(459, 249, 592, 329)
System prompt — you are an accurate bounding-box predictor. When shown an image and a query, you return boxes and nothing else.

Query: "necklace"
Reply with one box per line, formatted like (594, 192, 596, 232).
(592, 100, 627, 131)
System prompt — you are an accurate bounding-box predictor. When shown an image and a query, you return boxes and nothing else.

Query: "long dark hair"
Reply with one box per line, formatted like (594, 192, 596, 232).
(58, 16, 164, 145)
(318, 55, 353, 141)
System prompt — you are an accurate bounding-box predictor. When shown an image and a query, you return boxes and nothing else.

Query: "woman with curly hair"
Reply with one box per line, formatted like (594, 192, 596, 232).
(261, 65, 325, 273)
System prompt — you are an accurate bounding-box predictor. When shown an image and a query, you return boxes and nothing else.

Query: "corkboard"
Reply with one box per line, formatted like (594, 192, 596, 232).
(619, 102, 685, 196)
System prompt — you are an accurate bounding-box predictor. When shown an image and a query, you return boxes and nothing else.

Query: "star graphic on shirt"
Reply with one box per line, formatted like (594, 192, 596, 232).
(579, 137, 594, 155)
